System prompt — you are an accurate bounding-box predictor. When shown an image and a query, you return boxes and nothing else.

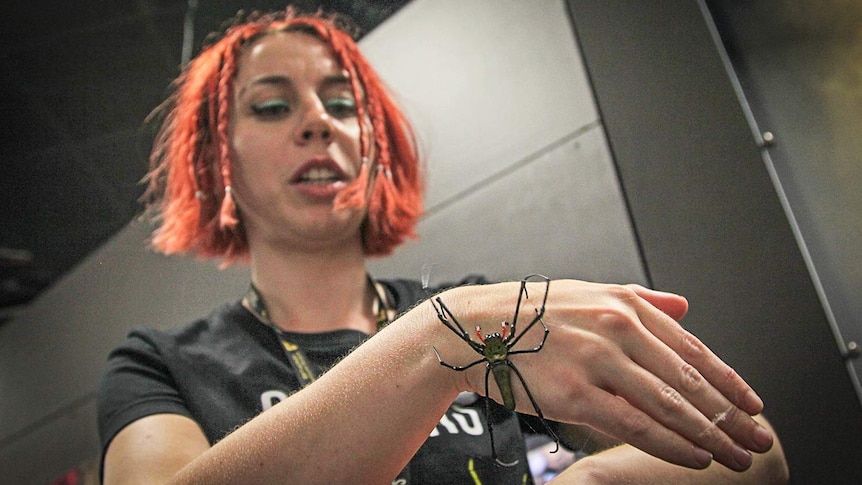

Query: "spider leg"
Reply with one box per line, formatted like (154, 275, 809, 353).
(508, 274, 549, 337)
(508, 275, 550, 349)
(506, 360, 560, 453)
(431, 296, 485, 354)
(506, 277, 530, 340)
(430, 296, 469, 336)
(508, 316, 550, 354)
(432, 347, 487, 371)
(524, 274, 551, 314)
(432, 297, 474, 338)
(485, 364, 519, 467)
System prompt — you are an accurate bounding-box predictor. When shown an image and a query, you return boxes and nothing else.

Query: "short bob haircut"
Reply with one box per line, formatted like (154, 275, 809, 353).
(143, 8, 423, 264)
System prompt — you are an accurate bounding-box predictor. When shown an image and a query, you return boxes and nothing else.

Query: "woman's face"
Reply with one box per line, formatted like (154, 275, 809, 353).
(229, 31, 367, 253)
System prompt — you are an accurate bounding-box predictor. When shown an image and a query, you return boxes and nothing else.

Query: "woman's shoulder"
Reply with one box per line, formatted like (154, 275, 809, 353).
(116, 300, 256, 355)
(379, 274, 489, 313)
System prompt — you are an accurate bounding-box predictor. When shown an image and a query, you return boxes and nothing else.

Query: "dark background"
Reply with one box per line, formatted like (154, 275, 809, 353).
(0, 0, 412, 323)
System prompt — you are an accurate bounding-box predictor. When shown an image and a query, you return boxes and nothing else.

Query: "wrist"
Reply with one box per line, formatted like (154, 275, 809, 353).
(419, 292, 482, 394)
(378, 295, 475, 399)
(421, 280, 546, 400)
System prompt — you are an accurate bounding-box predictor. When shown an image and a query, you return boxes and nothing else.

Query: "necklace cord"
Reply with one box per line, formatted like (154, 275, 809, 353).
(241, 276, 392, 387)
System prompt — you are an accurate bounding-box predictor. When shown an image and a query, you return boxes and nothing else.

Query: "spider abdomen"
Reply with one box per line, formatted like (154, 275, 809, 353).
(490, 361, 516, 411)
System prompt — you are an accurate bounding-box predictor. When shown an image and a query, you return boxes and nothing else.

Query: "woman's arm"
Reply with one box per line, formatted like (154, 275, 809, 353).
(103, 414, 211, 485)
(104, 289, 473, 484)
(104, 279, 775, 484)
(551, 415, 789, 484)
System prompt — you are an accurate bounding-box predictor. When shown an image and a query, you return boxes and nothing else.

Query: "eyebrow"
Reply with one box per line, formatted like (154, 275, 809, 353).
(238, 72, 352, 97)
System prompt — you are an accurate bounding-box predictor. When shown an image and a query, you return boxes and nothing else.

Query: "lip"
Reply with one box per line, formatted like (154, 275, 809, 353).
(289, 156, 350, 199)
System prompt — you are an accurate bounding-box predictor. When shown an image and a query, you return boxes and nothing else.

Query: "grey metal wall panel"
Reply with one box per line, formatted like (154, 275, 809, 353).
(566, 0, 862, 482)
(0, 397, 99, 484)
(370, 124, 645, 285)
(0, 221, 250, 483)
(706, 0, 862, 404)
(361, 0, 600, 209)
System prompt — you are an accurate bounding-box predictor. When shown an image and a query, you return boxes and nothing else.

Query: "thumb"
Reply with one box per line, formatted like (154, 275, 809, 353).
(628, 285, 689, 321)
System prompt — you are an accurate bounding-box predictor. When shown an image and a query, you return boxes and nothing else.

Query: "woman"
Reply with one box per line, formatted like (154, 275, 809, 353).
(98, 8, 787, 484)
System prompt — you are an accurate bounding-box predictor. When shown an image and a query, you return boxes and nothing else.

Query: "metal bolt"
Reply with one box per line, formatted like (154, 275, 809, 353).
(845, 341, 860, 359)
(761, 131, 775, 147)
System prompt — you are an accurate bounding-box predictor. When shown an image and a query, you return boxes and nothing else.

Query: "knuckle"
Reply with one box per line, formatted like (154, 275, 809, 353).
(609, 315, 638, 336)
(719, 366, 753, 406)
(679, 362, 705, 394)
(567, 458, 609, 484)
(564, 381, 592, 407)
(679, 330, 706, 362)
(596, 307, 639, 337)
(659, 385, 686, 415)
(606, 284, 640, 305)
(578, 336, 616, 362)
(609, 283, 639, 299)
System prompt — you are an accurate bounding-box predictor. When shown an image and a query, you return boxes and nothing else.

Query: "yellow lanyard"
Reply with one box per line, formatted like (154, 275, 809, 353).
(242, 278, 391, 388)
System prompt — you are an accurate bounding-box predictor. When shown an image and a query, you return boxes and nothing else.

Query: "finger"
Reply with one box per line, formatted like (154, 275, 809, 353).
(630, 336, 774, 455)
(579, 387, 714, 470)
(627, 284, 689, 321)
(629, 286, 764, 416)
(624, 293, 775, 456)
(599, 350, 761, 471)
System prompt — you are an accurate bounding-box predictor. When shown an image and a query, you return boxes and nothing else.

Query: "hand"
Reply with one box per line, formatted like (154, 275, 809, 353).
(551, 416, 789, 485)
(436, 279, 774, 472)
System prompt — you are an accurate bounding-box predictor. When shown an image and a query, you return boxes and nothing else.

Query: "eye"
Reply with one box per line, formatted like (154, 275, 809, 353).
(323, 97, 357, 118)
(251, 99, 290, 118)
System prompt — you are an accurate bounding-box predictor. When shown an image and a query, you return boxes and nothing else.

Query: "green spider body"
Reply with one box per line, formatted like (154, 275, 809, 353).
(482, 331, 517, 411)
(431, 274, 559, 466)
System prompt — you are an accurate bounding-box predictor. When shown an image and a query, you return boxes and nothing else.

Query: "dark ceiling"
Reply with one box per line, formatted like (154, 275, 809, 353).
(0, 0, 411, 324)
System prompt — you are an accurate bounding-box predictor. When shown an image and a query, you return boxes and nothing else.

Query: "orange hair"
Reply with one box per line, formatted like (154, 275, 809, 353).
(143, 9, 423, 263)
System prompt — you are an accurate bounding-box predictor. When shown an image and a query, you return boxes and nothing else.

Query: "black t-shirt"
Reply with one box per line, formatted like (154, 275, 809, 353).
(98, 277, 535, 483)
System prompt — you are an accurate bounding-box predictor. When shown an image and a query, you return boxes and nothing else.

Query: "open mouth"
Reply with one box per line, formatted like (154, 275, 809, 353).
(290, 158, 350, 199)
(296, 167, 344, 185)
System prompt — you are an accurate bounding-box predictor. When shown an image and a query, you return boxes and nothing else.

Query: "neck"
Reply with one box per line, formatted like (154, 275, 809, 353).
(248, 240, 375, 334)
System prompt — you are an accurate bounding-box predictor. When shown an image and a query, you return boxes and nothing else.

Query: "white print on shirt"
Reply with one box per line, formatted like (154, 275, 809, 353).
(261, 390, 289, 410)
(261, 391, 485, 438)
(429, 405, 484, 437)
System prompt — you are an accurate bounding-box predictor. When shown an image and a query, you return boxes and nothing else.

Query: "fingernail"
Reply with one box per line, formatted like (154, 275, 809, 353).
(693, 447, 713, 468)
(753, 425, 773, 450)
(733, 445, 752, 470)
(744, 390, 764, 412)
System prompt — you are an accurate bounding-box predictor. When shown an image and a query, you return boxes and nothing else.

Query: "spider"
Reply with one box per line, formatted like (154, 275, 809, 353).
(430, 273, 560, 466)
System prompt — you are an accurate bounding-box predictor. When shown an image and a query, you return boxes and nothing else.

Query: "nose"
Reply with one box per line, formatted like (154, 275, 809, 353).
(294, 101, 333, 145)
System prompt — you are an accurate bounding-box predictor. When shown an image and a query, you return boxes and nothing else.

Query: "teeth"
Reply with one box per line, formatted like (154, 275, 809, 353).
(300, 168, 339, 184)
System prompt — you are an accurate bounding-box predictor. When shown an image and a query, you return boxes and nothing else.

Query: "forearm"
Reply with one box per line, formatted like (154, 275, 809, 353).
(169, 296, 467, 484)
(554, 415, 789, 485)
